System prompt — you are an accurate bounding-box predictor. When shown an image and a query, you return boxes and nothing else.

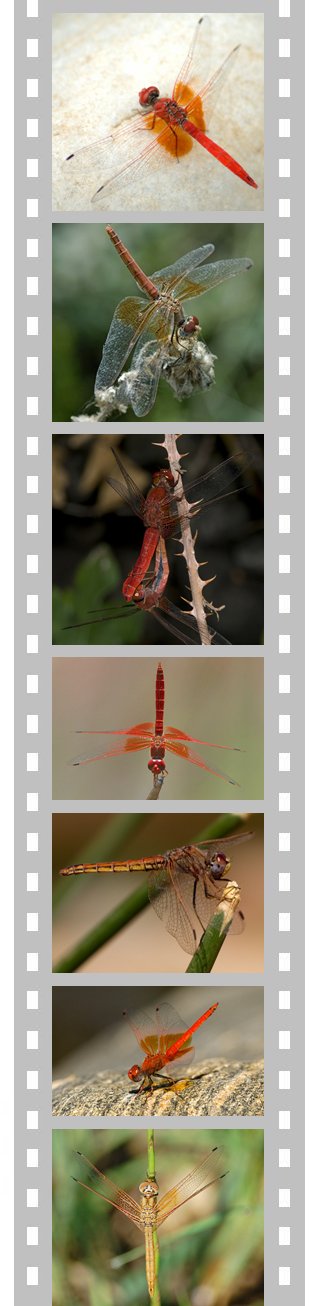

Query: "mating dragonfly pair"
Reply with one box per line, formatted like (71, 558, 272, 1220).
(67, 442, 251, 647)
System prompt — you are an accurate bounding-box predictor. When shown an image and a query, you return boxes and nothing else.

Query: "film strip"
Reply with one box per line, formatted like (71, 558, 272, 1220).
(15, 1, 305, 1303)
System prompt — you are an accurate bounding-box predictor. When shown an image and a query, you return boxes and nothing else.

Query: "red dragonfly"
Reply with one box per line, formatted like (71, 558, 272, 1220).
(60, 829, 251, 954)
(65, 15, 257, 204)
(94, 226, 252, 416)
(123, 1001, 218, 1092)
(74, 1144, 227, 1300)
(67, 444, 247, 644)
(72, 662, 241, 790)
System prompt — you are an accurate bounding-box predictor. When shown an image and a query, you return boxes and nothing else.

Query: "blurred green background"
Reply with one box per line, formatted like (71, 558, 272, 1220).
(52, 223, 264, 422)
(52, 1127, 264, 1306)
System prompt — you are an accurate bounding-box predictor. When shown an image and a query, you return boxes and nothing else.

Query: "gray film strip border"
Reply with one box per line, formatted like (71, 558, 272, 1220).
(277, 0, 292, 1289)
(15, 0, 305, 1301)
(24, 0, 41, 1292)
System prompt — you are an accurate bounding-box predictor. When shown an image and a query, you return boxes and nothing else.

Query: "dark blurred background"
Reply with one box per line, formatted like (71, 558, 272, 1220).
(52, 222, 264, 422)
(52, 984, 263, 1075)
(53, 1127, 264, 1306)
(52, 432, 264, 645)
(52, 812, 264, 974)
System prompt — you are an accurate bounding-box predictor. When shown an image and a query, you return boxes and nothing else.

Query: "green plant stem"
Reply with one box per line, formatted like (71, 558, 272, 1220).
(53, 812, 147, 910)
(111, 1212, 222, 1270)
(147, 1130, 160, 1306)
(186, 892, 239, 973)
(186, 813, 247, 973)
(53, 883, 149, 972)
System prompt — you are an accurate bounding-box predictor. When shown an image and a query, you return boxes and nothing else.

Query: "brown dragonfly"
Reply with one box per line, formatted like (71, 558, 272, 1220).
(60, 829, 252, 953)
(74, 1144, 227, 1299)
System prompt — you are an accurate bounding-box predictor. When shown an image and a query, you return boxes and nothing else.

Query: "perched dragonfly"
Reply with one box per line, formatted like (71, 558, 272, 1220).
(65, 444, 249, 644)
(123, 1001, 218, 1092)
(65, 14, 257, 205)
(60, 829, 251, 954)
(72, 662, 241, 789)
(94, 225, 252, 416)
(74, 1143, 228, 1299)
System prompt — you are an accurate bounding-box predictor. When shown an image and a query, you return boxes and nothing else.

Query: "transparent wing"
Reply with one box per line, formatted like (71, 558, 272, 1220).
(150, 243, 215, 291)
(164, 736, 240, 786)
(95, 298, 150, 390)
(148, 863, 198, 954)
(75, 1151, 144, 1229)
(156, 1145, 227, 1226)
(175, 256, 252, 302)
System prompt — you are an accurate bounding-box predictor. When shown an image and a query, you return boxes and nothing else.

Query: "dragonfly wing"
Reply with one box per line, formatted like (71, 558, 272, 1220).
(148, 864, 200, 954)
(95, 298, 154, 390)
(155, 1001, 194, 1069)
(176, 256, 252, 301)
(183, 46, 240, 119)
(129, 338, 164, 418)
(156, 1146, 226, 1226)
(71, 739, 150, 767)
(197, 831, 253, 852)
(165, 738, 239, 786)
(150, 243, 215, 291)
(76, 1152, 144, 1228)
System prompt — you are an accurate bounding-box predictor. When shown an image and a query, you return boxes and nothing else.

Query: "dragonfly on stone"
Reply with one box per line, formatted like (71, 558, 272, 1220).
(60, 829, 252, 954)
(93, 225, 252, 417)
(64, 13, 258, 207)
(73, 1142, 228, 1300)
(123, 1001, 219, 1092)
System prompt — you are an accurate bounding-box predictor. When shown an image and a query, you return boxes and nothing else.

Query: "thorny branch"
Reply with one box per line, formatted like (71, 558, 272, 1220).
(161, 433, 223, 646)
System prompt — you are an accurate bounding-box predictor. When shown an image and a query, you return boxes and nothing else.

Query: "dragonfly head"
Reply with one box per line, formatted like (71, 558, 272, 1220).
(177, 315, 200, 341)
(139, 86, 160, 109)
(152, 469, 175, 489)
(207, 851, 231, 880)
(128, 1063, 143, 1082)
(148, 756, 166, 775)
(139, 1180, 159, 1198)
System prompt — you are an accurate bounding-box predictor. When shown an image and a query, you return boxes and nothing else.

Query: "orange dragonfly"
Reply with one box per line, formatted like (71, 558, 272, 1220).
(74, 1143, 227, 1300)
(65, 14, 257, 205)
(60, 829, 251, 954)
(94, 225, 252, 416)
(123, 1001, 218, 1092)
(72, 662, 241, 792)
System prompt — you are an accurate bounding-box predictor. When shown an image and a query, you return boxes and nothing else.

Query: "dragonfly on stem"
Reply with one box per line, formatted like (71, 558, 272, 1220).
(60, 829, 252, 954)
(93, 225, 252, 417)
(123, 1001, 219, 1092)
(72, 662, 242, 793)
(66, 443, 250, 645)
(74, 1142, 227, 1300)
(65, 14, 258, 206)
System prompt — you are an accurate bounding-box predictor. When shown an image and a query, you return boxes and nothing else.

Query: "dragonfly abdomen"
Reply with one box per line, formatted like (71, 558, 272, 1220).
(144, 1227, 156, 1298)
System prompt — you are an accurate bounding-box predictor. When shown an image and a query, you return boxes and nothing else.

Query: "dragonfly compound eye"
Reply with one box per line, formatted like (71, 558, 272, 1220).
(139, 86, 160, 107)
(128, 1064, 142, 1082)
(209, 852, 230, 879)
(139, 1181, 159, 1197)
(178, 315, 200, 338)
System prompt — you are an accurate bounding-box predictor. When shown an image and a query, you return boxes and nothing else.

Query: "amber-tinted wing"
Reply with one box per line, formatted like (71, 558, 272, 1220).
(75, 1152, 144, 1230)
(156, 1146, 227, 1226)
